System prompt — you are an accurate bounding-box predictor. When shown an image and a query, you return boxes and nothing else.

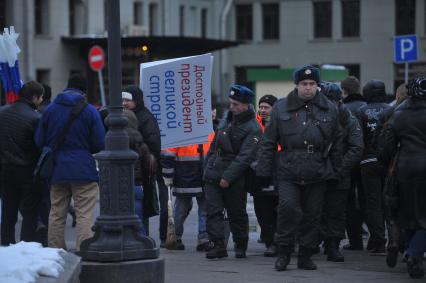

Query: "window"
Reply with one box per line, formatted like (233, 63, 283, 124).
(0, 0, 6, 30)
(313, 1, 332, 38)
(149, 3, 159, 35)
(35, 0, 49, 35)
(201, 8, 207, 38)
(134, 2, 143, 25)
(179, 6, 185, 36)
(342, 0, 360, 37)
(36, 69, 50, 86)
(395, 0, 415, 35)
(262, 3, 279, 40)
(236, 4, 253, 40)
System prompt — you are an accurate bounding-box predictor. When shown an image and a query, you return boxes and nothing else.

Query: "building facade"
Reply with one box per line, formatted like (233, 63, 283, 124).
(0, 0, 425, 104)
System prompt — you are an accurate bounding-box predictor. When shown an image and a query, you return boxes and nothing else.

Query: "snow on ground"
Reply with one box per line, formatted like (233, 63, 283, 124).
(0, 242, 65, 283)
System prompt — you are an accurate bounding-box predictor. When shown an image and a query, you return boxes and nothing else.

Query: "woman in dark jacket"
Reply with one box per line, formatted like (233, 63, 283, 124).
(381, 77, 426, 279)
(122, 110, 157, 234)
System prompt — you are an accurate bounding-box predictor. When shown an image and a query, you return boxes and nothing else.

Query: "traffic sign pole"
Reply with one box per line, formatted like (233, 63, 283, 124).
(405, 62, 408, 84)
(88, 45, 106, 106)
(98, 70, 106, 106)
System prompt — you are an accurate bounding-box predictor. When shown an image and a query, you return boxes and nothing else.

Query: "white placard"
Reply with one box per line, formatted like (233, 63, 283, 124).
(140, 54, 214, 149)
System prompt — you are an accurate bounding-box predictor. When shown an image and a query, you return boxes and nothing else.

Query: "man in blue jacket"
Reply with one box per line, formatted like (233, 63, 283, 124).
(35, 74, 105, 251)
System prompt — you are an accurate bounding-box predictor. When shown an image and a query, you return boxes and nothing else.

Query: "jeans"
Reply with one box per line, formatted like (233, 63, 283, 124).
(134, 185, 146, 235)
(406, 229, 426, 260)
(173, 195, 208, 243)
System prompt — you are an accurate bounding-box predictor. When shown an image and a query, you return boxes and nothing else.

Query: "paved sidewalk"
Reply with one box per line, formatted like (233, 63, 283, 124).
(2, 198, 415, 283)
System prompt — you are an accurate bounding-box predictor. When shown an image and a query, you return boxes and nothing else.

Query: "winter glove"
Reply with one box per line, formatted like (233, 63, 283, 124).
(163, 177, 173, 187)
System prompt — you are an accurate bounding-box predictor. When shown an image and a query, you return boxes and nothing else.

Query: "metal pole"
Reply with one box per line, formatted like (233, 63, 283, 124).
(98, 70, 106, 106)
(405, 62, 409, 84)
(79, 0, 159, 262)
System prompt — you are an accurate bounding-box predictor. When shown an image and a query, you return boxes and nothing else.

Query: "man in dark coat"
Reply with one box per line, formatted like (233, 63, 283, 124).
(381, 76, 426, 279)
(203, 84, 262, 259)
(320, 83, 364, 262)
(122, 86, 166, 245)
(257, 65, 342, 271)
(0, 81, 44, 245)
(341, 76, 367, 251)
(356, 80, 391, 254)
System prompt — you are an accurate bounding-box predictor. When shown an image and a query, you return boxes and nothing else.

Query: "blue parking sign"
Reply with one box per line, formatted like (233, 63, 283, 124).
(394, 35, 418, 63)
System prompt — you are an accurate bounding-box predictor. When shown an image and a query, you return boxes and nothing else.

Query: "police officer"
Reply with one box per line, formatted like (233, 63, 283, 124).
(254, 94, 279, 257)
(320, 83, 364, 262)
(356, 80, 391, 254)
(203, 85, 262, 259)
(257, 65, 342, 271)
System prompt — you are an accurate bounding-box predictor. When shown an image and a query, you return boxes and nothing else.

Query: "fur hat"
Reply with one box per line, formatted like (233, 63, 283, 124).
(258, 94, 277, 107)
(293, 65, 320, 84)
(228, 84, 254, 104)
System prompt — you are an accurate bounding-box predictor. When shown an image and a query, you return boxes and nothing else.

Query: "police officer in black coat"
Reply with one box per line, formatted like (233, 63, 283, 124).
(257, 66, 342, 271)
(203, 85, 262, 259)
(356, 80, 391, 254)
(320, 83, 364, 262)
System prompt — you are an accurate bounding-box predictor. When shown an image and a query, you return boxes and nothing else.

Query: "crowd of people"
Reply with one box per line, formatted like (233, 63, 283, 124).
(0, 65, 425, 279)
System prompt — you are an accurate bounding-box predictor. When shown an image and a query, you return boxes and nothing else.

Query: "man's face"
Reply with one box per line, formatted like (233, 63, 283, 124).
(32, 95, 43, 107)
(258, 102, 273, 120)
(229, 98, 249, 115)
(296, 79, 318, 101)
(212, 108, 217, 120)
(122, 98, 136, 110)
(341, 89, 349, 99)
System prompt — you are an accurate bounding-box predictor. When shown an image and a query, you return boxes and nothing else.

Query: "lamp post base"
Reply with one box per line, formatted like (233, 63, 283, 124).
(80, 257, 165, 283)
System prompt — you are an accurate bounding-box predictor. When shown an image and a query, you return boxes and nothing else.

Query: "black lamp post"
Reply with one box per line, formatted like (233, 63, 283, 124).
(79, 0, 159, 262)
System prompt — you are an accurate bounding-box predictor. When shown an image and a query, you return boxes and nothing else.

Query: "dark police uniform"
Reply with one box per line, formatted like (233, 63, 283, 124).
(257, 66, 342, 271)
(320, 83, 364, 262)
(203, 85, 262, 259)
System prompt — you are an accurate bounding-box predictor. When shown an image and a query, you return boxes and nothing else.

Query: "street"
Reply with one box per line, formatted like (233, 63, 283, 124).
(1, 197, 415, 283)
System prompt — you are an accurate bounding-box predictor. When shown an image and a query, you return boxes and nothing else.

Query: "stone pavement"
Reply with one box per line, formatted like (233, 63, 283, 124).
(2, 197, 417, 283)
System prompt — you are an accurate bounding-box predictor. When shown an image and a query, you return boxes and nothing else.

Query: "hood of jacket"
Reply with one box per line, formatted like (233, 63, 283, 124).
(54, 89, 85, 106)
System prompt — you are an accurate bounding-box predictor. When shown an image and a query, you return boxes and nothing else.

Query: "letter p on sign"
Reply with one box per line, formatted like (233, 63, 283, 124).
(394, 35, 418, 63)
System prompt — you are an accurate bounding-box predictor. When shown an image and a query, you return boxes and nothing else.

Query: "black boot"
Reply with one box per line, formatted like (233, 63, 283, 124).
(264, 243, 278, 257)
(275, 245, 292, 271)
(234, 238, 248, 258)
(407, 257, 425, 279)
(297, 246, 317, 270)
(386, 220, 400, 268)
(325, 238, 344, 262)
(206, 240, 228, 259)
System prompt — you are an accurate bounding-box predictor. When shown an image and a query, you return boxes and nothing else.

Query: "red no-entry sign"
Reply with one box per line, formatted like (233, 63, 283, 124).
(88, 46, 105, 71)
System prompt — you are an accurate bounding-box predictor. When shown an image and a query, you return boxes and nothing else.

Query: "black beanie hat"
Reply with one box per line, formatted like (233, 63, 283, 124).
(362, 80, 386, 103)
(67, 73, 87, 94)
(258, 94, 277, 107)
(123, 85, 144, 106)
(294, 65, 320, 84)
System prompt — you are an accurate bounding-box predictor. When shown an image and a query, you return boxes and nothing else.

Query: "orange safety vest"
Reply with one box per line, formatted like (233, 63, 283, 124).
(256, 113, 281, 151)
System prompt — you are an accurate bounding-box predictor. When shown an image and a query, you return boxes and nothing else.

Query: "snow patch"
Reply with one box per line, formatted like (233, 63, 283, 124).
(0, 242, 65, 283)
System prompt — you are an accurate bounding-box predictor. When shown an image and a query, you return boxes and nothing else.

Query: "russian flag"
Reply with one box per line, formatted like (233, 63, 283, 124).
(0, 27, 22, 104)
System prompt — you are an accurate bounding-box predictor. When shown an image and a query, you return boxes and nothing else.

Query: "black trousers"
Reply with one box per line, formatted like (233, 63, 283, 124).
(253, 194, 278, 246)
(360, 161, 386, 245)
(205, 178, 248, 243)
(346, 167, 365, 247)
(156, 175, 168, 241)
(275, 181, 326, 249)
(322, 178, 350, 240)
(1, 165, 41, 245)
